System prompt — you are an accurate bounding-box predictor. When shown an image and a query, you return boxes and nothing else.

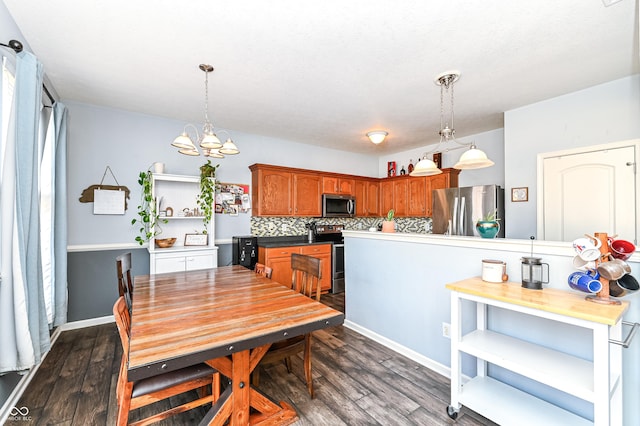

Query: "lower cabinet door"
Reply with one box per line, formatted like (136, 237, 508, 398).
(186, 253, 216, 271)
(154, 256, 187, 274)
(300, 244, 332, 293)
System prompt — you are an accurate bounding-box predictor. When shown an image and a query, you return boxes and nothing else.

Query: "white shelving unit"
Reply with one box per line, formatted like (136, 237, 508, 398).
(446, 278, 629, 426)
(149, 173, 218, 274)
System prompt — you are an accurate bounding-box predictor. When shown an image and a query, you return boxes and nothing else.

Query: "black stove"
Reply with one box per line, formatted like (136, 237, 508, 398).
(313, 224, 345, 293)
(314, 224, 344, 243)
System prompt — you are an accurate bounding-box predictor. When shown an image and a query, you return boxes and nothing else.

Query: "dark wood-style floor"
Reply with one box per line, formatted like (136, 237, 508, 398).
(6, 293, 496, 425)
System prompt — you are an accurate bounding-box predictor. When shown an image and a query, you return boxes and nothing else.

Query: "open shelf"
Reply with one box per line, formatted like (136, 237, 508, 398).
(459, 330, 594, 401)
(458, 376, 591, 426)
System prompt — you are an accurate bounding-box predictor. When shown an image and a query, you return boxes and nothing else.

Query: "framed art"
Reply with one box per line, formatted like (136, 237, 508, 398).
(184, 233, 208, 246)
(387, 161, 397, 177)
(511, 187, 528, 202)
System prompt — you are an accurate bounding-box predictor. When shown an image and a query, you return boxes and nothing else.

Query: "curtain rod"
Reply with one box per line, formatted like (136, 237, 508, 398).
(1, 39, 56, 105)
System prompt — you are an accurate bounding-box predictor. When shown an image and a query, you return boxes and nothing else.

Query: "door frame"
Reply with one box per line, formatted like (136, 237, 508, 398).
(536, 138, 640, 242)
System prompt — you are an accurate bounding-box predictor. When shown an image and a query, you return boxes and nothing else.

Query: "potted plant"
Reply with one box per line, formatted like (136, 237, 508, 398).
(382, 208, 395, 233)
(131, 170, 167, 245)
(476, 209, 500, 238)
(197, 160, 219, 233)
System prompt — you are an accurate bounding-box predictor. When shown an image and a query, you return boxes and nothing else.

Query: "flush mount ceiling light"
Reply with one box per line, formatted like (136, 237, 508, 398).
(366, 130, 388, 144)
(410, 70, 493, 177)
(171, 64, 239, 158)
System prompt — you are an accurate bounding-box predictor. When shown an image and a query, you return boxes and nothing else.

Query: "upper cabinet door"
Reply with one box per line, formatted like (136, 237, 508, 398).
(407, 177, 427, 216)
(323, 176, 355, 195)
(254, 169, 293, 215)
(293, 173, 322, 216)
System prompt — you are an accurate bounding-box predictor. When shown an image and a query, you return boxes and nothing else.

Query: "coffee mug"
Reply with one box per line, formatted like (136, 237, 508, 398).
(572, 255, 596, 271)
(608, 238, 636, 261)
(572, 237, 602, 261)
(597, 260, 627, 281)
(568, 270, 602, 293)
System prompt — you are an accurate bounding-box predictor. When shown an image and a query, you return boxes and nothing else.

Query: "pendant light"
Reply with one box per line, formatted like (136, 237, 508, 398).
(172, 64, 239, 158)
(410, 70, 493, 176)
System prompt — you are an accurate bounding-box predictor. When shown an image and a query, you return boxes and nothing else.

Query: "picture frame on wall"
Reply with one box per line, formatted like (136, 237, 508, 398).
(511, 187, 528, 202)
(387, 161, 396, 177)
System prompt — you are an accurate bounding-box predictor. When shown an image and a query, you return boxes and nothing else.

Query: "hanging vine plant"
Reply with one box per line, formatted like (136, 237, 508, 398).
(131, 170, 167, 245)
(197, 160, 219, 234)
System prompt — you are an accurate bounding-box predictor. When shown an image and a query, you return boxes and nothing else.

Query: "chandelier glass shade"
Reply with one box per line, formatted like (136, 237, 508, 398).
(172, 64, 239, 158)
(410, 70, 493, 176)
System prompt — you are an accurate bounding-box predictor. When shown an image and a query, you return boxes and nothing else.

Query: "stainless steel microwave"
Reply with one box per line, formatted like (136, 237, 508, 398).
(322, 194, 355, 218)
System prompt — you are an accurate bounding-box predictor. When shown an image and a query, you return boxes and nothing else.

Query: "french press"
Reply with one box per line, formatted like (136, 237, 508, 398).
(521, 237, 549, 289)
(521, 257, 549, 289)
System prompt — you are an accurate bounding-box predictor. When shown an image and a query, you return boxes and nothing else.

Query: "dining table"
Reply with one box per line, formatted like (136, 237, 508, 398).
(127, 264, 344, 425)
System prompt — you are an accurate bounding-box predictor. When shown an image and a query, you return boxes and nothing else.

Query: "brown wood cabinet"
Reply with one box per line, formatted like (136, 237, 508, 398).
(250, 164, 321, 216)
(249, 163, 458, 218)
(354, 179, 379, 217)
(407, 176, 427, 216)
(322, 176, 355, 195)
(379, 169, 460, 217)
(293, 173, 322, 216)
(258, 244, 332, 293)
(426, 169, 460, 216)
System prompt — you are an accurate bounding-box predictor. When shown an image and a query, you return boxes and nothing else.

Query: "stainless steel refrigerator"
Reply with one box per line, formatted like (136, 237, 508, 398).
(431, 185, 505, 237)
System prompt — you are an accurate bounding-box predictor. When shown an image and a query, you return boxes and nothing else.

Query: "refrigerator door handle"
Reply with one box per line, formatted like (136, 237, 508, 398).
(459, 197, 466, 235)
(452, 197, 459, 235)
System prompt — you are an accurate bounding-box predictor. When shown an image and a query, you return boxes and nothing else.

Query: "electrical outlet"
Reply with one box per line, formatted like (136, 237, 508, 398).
(442, 322, 451, 338)
(281, 223, 288, 233)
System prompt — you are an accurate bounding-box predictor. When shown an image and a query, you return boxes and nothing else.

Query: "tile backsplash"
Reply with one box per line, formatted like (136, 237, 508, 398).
(250, 216, 433, 236)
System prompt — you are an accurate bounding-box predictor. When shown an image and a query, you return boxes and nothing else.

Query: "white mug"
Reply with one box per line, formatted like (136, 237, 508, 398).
(572, 255, 596, 271)
(572, 237, 602, 261)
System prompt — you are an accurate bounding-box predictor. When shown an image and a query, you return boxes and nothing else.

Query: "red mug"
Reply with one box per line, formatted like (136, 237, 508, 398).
(608, 238, 636, 261)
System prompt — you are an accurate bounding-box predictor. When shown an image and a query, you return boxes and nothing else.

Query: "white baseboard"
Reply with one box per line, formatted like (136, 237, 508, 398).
(58, 315, 114, 331)
(344, 319, 452, 379)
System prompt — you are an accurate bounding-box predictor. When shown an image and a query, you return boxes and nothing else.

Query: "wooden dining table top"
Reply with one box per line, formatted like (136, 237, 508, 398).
(127, 265, 345, 382)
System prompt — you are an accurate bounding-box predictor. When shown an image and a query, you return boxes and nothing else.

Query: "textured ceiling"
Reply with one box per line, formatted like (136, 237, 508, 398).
(4, 0, 638, 154)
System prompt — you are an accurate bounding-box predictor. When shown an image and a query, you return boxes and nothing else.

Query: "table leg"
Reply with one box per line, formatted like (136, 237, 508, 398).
(203, 344, 298, 426)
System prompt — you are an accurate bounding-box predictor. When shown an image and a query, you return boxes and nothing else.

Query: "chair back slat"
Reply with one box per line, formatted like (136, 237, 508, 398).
(113, 296, 131, 353)
(116, 252, 133, 310)
(291, 253, 322, 301)
(254, 262, 273, 279)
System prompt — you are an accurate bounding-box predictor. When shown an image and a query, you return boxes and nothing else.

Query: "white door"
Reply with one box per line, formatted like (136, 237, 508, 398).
(542, 145, 636, 243)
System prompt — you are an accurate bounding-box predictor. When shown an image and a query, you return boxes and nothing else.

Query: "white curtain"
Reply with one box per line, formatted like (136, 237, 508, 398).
(0, 50, 67, 374)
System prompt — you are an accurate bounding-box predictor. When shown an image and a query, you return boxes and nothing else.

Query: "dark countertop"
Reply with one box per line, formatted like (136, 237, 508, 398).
(257, 235, 334, 248)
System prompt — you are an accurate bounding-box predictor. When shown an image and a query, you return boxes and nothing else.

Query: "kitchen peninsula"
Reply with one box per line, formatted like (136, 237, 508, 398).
(342, 230, 640, 424)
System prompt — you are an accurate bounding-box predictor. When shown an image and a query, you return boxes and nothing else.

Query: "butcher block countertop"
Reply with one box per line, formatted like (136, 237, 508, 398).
(446, 277, 629, 325)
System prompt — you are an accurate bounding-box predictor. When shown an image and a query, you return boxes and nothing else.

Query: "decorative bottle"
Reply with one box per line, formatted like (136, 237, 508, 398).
(408, 159, 414, 173)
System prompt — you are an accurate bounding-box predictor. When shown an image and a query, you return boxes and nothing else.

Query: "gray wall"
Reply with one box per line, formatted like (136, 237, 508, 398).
(67, 248, 149, 321)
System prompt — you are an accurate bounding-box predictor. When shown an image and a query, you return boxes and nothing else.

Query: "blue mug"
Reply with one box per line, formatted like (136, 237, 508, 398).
(568, 270, 602, 293)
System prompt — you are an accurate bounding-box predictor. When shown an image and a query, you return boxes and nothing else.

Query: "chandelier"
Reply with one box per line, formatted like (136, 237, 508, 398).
(410, 70, 493, 176)
(171, 64, 239, 158)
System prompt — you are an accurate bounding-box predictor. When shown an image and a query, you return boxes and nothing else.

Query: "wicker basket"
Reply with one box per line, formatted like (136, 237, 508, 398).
(155, 238, 176, 248)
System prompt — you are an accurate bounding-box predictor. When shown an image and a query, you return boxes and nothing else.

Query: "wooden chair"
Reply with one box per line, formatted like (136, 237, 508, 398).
(254, 262, 273, 279)
(113, 297, 220, 426)
(252, 253, 322, 398)
(116, 253, 133, 310)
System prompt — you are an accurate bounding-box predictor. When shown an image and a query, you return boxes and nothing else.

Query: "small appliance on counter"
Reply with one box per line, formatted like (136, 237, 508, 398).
(232, 235, 258, 270)
(481, 259, 508, 283)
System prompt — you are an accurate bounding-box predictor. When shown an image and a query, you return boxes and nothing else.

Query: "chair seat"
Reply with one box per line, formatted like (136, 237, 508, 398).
(131, 363, 216, 398)
(269, 335, 304, 351)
